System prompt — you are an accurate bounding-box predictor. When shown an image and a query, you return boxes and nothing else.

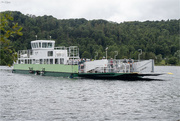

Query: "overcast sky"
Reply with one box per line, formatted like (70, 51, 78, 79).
(1, 0, 179, 23)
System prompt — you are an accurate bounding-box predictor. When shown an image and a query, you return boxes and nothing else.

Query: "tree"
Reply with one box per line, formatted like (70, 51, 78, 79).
(81, 51, 91, 59)
(174, 50, 180, 59)
(0, 12, 23, 66)
(1, 11, 179, 65)
(156, 54, 162, 64)
(168, 57, 178, 65)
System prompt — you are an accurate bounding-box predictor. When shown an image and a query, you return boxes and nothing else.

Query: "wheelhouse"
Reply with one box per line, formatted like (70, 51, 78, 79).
(31, 40, 55, 49)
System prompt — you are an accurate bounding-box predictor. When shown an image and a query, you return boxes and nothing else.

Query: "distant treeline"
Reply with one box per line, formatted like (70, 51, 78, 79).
(1, 11, 180, 65)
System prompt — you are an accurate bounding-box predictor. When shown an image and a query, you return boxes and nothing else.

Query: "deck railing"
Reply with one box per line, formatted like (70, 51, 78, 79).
(18, 50, 33, 58)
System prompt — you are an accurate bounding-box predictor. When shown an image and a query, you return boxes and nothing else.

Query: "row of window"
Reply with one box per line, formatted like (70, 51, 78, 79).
(18, 58, 64, 64)
(31, 42, 53, 48)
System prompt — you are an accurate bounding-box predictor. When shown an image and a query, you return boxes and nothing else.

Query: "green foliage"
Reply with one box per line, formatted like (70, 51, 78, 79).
(174, 50, 180, 59)
(1, 11, 180, 65)
(156, 54, 163, 64)
(0, 12, 23, 66)
(167, 57, 178, 65)
(81, 51, 91, 59)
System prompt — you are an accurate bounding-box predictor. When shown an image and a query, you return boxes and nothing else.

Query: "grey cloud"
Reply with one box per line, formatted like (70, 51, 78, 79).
(1, 0, 179, 22)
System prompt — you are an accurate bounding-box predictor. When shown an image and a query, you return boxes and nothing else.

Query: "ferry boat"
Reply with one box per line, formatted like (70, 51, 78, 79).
(13, 40, 162, 80)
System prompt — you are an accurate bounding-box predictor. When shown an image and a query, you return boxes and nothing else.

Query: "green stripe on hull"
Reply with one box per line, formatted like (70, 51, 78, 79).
(13, 64, 78, 73)
(44, 71, 72, 77)
(12, 69, 31, 74)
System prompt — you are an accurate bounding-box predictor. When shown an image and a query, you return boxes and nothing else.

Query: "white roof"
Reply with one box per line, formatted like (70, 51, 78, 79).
(31, 40, 55, 43)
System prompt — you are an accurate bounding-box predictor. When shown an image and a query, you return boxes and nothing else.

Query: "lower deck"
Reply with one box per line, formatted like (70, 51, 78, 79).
(13, 64, 78, 73)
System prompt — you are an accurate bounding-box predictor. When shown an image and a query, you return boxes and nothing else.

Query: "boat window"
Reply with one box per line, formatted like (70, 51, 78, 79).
(36, 43, 38, 48)
(34, 43, 37, 48)
(30, 50, 33, 55)
(42, 42, 53, 48)
(21, 60, 24, 64)
(44, 59, 47, 64)
(18, 60, 20, 64)
(60, 58, 64, 64)
(40, 59, 43, 64)
(39, 42, 41, 48)
(48, 43, 52, 48)
(44, 59, 48, 64)
(50, 59, 53, 64)
(55, 59, 59, 64)
(25, 60, 27, 64)
(42, 42, 48, 48)
(42, 43, 45, 48)
(48, 51, 53, 56)
(36, 60, 39, 64)
(30, 59, 32, 64)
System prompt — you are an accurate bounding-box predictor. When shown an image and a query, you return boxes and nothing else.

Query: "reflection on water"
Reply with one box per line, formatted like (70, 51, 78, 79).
(0, 66, 180, 121)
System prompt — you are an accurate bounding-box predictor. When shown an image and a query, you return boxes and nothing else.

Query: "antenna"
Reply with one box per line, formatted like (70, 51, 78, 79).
(50, 36, 51, 40)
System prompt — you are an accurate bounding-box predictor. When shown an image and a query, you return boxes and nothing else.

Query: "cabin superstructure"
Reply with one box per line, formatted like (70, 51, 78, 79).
(16, 40, 79, 65)
(13, 40, 79, 77)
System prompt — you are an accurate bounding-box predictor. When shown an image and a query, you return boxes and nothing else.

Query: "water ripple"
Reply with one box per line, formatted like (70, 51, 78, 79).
(0, 66, 180, 121)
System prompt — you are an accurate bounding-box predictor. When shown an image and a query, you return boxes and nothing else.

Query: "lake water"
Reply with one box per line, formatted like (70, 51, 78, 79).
(0, 66, 179, 121)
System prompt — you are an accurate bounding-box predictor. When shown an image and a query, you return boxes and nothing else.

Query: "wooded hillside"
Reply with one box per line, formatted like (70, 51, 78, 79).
(1, 11, 180, 65)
